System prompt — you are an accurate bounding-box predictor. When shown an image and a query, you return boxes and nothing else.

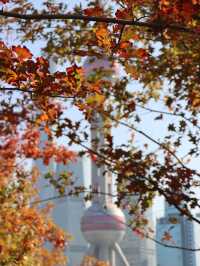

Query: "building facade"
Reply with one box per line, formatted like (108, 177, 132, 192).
(53, 157, 91, 266)
(156, 202, 196, 266)
(121, 207, 156, 266)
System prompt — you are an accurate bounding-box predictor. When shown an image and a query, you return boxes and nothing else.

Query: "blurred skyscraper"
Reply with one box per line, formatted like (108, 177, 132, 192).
(53, 157, 91, 266)
(156, 201, 196, 266)
(122, 208, 156, 266)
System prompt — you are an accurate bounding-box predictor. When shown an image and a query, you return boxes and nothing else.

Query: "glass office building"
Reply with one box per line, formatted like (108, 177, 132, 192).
(156, 202, 196, 266)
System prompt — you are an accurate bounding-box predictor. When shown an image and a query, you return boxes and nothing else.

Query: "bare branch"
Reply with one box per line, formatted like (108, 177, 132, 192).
(31, 189, 117, 205)
(114, 118, 186, 167)
(147, 234, 200, 252)
(113, 25, 125, 51)
(32, 188, 200, 252)
(0, 87, 75, 99)
(136, 104, 200, 131)
(1, 86, 199, 175)
(0, 11, 199, 35)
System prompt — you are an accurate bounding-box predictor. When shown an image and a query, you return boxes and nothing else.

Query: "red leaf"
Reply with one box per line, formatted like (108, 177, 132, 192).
(115, 8, 130, 19)
(84, 6, 103, 16)
(89, 152, 97, 162)
(135, 48, 148, 59)
(162, 231, 172, 242)
(12, 46, 32, 62)
(0, 0, 9, 3)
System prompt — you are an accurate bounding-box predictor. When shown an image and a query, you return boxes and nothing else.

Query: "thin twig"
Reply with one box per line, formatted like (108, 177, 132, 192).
(0, 11, 199, 35)
(1, 86, 199, 175)
(116, 118, 200, 178)
(147, 234, 200, 252)
(113, 24, 125, 51)
(114, 118, 185, 167)
(0, 87, 75, 99)
(33, 187, 200, 251)
(136, 104, 200, 130)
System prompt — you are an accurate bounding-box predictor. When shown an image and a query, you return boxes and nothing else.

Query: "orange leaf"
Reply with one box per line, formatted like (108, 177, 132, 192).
(44, 125, 52, 136)
(12, 46, 32, 61)
(168, 216, 178, 224)
(84, 6, 103, 16)
(162, 231, 172, 242)
(125, 63, 139, 79)
(86, 93, 105, 106)
(120, 41, 130, 49)
(135, 48, 148, 59)
(0, 0, 9, 3)
(95, 25, 111, 50)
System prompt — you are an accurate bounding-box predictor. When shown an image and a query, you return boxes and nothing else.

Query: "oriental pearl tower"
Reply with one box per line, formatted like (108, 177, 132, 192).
(80, 56, 130, 266)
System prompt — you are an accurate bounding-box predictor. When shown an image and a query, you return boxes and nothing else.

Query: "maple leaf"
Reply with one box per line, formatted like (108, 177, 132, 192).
(168, 123, 176, 131)
(36, 113, 49, 124)
(189, 89, 200, 109)
(115, 8, 131, 19)
(125, 63, 139, 79)
(0, 0, 9, 3)
(168, 216, 178, 224)
(95, 25, 112, 50)
(89, 152, 97, 162)
(135, 48, 148, 59)
(12, 46, 32, 62)
(84, 6, 103, 16)
(161, 231, 173, 242)
(86, 93, 105, 106)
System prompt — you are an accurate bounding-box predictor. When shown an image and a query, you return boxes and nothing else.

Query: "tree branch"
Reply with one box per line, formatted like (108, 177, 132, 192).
(113, 24, 125, 51)
(0, 87, 75, 99)
(65, 129, 200, 226)
(117, 118, 200, 180)
(2, 86, 200, 225)
(1, 86, 199, 175)
(31, 189, 118, 205)
(32, 188, 200, 252)
(0, 11, 199, 35)
(113, 117, 186, 167)
(147, 234, 200, 252)
(136, 104, 200, 131)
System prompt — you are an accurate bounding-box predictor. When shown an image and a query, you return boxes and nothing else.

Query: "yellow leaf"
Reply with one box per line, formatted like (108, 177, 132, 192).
(162, 231, 172, 242)
(36, 113, 49, 124)
(168, 216, 178, 224)
(0, 67, 17, 82)
(122, 27, 140, 41)
(125, 63, 139, 79)
(95, 25, 111, 50)
(86, 94, 105, 106)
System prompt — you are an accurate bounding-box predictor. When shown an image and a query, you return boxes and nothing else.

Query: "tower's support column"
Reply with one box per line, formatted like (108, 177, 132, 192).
(111, 248, 116, 266)
(115, 243, 130, 266)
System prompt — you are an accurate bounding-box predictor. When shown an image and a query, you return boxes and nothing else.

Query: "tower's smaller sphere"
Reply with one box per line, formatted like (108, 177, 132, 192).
(81, 202, 126, 246)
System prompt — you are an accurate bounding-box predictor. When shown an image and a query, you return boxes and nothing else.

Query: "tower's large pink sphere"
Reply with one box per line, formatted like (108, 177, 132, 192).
(81, 202, 126, 246)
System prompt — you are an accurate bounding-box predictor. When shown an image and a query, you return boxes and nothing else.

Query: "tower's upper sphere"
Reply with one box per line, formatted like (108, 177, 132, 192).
(81, 202, 126, 246)
(83, 56, 119, 82)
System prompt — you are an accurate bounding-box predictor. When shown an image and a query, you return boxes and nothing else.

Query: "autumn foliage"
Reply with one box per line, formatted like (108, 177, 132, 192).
(0, 137, 71, 265)
(1, 0, 200, 262)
